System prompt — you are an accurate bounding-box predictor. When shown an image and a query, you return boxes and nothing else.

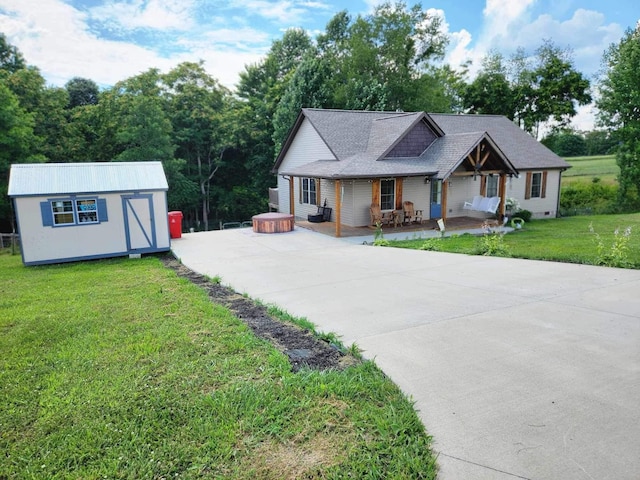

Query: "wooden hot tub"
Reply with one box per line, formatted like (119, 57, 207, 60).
(252, 212, 294, 233)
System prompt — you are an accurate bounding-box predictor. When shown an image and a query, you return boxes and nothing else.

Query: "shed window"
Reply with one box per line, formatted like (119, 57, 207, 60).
(41, 197, 108, 227)
(52, 200, 75, 225)
(76, 199, 98, 223)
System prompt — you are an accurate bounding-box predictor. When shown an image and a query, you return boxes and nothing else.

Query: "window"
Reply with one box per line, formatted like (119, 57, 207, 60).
(52, 200, 75, 225)
(486, 176, 499, 197)
(301, 178, 317, 205)
(380, 179, 395, 210)
(525, 171, 547, 200)
(41, 197, 108, 227)
(76, 199, 98, 223)
(530, 172, 542, 198)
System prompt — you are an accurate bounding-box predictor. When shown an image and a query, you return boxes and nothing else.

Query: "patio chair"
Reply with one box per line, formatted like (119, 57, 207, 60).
(370, 203, 394, 226)
(403, 201, 423, 224)
(370, 203, 382, 225)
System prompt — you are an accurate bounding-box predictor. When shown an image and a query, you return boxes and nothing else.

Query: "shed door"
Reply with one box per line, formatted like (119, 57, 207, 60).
(122, 195, 156, 251)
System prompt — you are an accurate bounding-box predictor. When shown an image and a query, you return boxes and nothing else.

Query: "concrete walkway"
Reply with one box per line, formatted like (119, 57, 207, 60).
(170, 227, 640, 480)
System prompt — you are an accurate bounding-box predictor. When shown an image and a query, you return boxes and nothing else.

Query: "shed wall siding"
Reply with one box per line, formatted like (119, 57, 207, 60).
(16, 191, 169, 264)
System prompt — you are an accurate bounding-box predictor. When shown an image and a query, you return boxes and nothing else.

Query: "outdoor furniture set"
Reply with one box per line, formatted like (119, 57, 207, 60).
(370, 201, 423, 227)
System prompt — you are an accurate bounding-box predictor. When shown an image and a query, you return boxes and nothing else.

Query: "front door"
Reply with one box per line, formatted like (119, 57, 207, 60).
(430, 180, 442, 218)
(122, 194, 156, 251)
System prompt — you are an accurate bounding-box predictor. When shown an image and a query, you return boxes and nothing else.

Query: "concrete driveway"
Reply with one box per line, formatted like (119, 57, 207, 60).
(170, 227, 640, 480)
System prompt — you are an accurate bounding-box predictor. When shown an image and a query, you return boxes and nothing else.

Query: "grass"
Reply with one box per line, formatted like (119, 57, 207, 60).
(562, 154, 619, 185)
(0, 253, 437, 479)
(392, 213, 640, 268)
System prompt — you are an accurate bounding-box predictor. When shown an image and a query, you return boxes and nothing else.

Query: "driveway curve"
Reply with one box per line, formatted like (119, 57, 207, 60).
(170, 227, 640, 480)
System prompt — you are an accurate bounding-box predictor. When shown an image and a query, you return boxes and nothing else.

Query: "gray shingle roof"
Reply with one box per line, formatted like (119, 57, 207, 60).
(430, 114, 570, 170)
(276, 109, 566, 179)
(8, 161, 168, 197)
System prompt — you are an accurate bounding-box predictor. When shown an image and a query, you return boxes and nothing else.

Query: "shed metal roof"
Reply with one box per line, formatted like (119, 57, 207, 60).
(8, 161, 168, 197)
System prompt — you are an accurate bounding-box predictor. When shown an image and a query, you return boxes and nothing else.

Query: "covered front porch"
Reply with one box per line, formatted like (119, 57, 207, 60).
(296, 215, 499, 238)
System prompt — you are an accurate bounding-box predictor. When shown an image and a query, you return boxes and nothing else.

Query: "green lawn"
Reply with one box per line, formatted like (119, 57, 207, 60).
(562, 154, 619, 185)
(392, 213, 640, 268)
(0, 254, 436, 479)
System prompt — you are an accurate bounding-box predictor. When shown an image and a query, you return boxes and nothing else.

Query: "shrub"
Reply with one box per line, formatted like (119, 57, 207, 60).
(475, 232, 510, 257)
(516, 209, 532, 222)
(560, 182, 617, 215)
(419, 238, 442, 251)
(589, 223, 633, 267)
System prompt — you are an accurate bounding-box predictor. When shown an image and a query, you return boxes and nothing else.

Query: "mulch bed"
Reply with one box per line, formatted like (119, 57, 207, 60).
(161, 255, 356, 372)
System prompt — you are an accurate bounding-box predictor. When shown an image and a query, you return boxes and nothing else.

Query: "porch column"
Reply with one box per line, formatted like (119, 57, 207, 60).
(441, 179, 448, 222)
(499, 173, 507, 218)
(288, 176, 295, 217)
(335, 179, 341, 238)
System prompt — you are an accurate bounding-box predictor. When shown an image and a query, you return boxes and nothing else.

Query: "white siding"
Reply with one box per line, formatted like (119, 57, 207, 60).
(402, 178, 430, 219)
(16, 191, 169, 265)
(276, 118, 336, 218)
(512, 170, 562, 218)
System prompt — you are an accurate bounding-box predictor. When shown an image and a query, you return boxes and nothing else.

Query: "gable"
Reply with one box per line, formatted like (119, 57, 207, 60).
(430, 114, 569, 170)
(386, 120, 437, 158)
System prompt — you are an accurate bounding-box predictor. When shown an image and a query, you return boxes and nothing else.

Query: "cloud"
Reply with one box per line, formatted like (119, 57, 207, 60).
(513, 9, 623, 77)
(89, 0, 197, 31)
(0, 0, 268, 89)
(231, 0, 330, 24)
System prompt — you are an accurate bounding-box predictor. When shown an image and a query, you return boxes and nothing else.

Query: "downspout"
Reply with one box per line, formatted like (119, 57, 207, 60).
(335, 179, 341, 238)
(556, 168, 566, 218)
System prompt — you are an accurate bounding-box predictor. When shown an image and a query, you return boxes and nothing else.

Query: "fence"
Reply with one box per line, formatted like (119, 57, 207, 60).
(0, 233, 20, 249)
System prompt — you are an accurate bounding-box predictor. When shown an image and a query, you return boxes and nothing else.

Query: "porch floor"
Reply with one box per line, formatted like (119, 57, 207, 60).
(296, 216, 492, 238)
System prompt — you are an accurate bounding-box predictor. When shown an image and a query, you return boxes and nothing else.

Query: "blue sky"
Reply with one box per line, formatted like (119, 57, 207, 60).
(1, 0, 637, 129)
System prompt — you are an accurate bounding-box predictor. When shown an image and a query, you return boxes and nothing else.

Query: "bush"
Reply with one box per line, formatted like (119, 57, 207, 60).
(516, 209, 532, 222)
(475, 232, 510, 257)
(560, 181, 617, 215)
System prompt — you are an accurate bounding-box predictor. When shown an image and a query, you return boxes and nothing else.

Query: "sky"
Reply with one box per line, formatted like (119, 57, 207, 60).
(1, 0, 638, 131)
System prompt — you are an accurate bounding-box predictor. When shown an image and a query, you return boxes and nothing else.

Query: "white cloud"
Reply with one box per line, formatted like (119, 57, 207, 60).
(482, 0, 536, 39)
(232, 0, 330, 24)
(0, 0, 267, 89)
(89, 0, 197, 31)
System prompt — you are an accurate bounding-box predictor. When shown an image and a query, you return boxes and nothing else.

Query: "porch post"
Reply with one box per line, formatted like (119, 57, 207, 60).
(288, 176, 295, 217)
(499, 174, 507, 218)
(335, 179, 341, 238)
(441, 179, 448, 222)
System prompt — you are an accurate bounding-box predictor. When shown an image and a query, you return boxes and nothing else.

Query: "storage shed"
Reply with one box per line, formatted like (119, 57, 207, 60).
(8, 161, 171, 266)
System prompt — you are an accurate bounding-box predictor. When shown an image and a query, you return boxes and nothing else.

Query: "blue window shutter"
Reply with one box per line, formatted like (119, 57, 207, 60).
(97, 198, 108, 222)
(40, 201, 53, 227)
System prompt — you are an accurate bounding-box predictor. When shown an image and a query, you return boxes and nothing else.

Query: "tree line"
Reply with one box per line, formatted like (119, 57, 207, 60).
(1, 2, 638, 231)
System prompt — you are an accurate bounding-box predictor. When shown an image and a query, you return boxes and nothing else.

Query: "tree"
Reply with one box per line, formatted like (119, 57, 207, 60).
(463, 52, 515, 117)
(541, 129, 587, 157)
(163, 62, 233, 230)
(463, 41, 591, 138)
(237, 29, 314, 195)
(0, 82, 41, 227)
(523, 41, 591, 135)
(0, 33, 25, 73)
(597, 25, 640, 210)
(65, 77, 100, 108)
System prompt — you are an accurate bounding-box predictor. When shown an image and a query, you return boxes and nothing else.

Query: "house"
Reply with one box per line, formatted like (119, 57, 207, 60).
(8, 161, 171, 265)
(272, 108, 570, 236)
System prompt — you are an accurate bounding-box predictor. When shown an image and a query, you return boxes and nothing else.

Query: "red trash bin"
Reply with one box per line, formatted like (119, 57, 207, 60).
(168, 211, 183, 239)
